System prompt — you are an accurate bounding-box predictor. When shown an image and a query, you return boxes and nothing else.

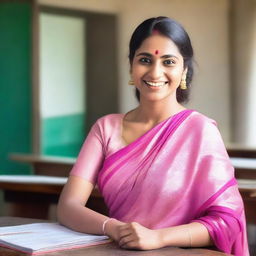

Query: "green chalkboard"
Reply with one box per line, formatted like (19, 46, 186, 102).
(0, 2, 32, 174)
(42, 113, 85, 157)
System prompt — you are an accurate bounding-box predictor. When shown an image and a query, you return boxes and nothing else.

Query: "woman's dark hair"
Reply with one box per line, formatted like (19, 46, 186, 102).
(129, 16, 194, 103)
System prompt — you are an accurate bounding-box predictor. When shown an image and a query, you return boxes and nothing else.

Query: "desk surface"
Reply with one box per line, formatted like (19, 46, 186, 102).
(0, 175, 101, 197)
(1, 175, 255, 198)
(9, 153, 76, 165)
(10, 153, 256, 169)
(0, 217, 228, 256)
(231, 157, 256, 169)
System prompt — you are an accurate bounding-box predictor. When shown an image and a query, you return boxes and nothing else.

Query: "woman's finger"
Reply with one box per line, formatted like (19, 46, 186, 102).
(119, 235, 134, 247)
(119, 228, 133, 240)
(120, 240, 140, 250)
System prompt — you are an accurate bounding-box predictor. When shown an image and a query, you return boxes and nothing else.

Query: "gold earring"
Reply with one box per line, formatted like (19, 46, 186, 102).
(180, 78, 187, 90)
(129, 80, 135, 85)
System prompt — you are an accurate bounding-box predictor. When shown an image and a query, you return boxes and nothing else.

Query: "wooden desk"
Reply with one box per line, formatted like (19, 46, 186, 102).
(0, 217, 229, 256)
(10, 153, 256, 179)
(230, 157, 256, 179)
(9, 154, 75, 177)
(1, 174, 256, 222)
(237, 179, 256, 224)
(227, 145, 256, 159)
(4, 153, 256, 223)
(229, 157, 256, 224)
(0, 175, 108, 219)
(238, 179, 256, 198)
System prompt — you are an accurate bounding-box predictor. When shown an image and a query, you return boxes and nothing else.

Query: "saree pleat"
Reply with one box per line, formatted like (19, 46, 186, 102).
(97, 110, 248, 255)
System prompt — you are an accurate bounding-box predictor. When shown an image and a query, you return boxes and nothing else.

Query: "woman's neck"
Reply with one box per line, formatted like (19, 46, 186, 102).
(132, 99, 186, 125)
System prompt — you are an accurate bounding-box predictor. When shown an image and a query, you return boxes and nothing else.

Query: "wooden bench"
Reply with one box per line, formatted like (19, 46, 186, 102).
(229, 157, 256, 224)
(9, 153, 75, 177)
(2, 152, 256, 223)
(0, 175, 108, 219)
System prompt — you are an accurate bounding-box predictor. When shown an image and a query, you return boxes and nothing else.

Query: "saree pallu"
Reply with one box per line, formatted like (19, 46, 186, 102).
(98, 110, 249, 255)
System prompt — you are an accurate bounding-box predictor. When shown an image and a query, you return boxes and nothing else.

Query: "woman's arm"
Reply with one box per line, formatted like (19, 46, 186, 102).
(57, 175, 124, 239)
(158, 222, 212, 247)
(58, 177, 212, 250)
(117, 221, 212, 250)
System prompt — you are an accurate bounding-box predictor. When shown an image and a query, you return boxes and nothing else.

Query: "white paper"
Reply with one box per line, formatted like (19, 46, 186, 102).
(0, 223, 109, 254)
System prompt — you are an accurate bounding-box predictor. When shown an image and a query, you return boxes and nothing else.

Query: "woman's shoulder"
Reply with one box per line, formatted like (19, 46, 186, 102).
(185, 110, 221, 137)
(91, 113, 124, 137)
(187, 110, 229, 156)
(189, 110, 217, 126)
(95, 113, 124, 127)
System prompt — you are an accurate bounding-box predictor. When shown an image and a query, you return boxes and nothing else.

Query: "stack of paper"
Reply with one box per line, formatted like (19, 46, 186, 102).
(0, 223, 110, 255)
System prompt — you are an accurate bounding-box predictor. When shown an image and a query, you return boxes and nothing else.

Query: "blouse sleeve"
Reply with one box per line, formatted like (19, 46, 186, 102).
(70, 121, 105, 185)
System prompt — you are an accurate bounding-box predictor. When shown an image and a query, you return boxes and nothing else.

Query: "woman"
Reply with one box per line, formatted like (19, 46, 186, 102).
(57, 17, 249, 255)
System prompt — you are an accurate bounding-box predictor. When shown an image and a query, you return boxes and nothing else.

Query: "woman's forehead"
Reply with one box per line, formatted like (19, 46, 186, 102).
(136, 34, 181, 56)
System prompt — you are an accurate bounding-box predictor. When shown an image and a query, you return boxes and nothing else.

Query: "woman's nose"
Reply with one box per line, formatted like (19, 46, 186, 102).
(149, 62, 163, 79)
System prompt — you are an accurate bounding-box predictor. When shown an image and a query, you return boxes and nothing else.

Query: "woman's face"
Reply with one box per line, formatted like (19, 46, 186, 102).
(131, 34, 186, 103)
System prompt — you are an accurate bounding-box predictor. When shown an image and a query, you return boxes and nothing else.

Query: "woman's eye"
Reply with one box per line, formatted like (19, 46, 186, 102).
(163, 59, 175, 65)
(139, 57, 151, 64)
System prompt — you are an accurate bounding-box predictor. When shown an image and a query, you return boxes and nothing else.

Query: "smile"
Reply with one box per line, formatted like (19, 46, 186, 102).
(143, 81, 168, 87)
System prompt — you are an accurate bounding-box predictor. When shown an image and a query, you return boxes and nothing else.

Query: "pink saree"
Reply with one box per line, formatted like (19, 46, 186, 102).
(97, 110, 249, 255)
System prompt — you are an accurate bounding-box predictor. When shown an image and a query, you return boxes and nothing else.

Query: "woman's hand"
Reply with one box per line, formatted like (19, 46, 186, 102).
(118, 222, 163, 250)
(104, 219, 126, 241)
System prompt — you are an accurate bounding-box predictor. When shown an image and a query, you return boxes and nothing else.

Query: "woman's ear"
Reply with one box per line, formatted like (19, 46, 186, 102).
(182, 67, 188, 78)
(129, 66, 133, 75)
(181, 68, 188, 82)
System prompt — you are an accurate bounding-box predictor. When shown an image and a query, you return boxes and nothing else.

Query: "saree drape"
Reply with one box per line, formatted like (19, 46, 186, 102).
(97, 110, 249, 255)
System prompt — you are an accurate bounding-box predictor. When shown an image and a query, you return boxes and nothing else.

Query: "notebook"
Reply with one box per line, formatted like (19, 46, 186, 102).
(0, 222, 110, 255)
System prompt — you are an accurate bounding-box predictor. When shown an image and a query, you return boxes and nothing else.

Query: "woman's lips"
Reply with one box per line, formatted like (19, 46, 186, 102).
(143, 80, 168, 88)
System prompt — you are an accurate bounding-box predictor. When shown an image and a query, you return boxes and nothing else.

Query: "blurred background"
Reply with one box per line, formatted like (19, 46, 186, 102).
(0, 0, 255, 174)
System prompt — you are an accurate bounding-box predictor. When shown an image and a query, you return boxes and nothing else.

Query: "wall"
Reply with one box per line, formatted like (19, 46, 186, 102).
(37, 6, 119, 151)
(38, 0, 231, 142)
(117, 0, 231, 141)
(231, 0, 256, 146)
(39, 12, 86, 156)
(0, 1, 32, 174)
(85, 13, 118, 129)
(38, 0, 119, 13)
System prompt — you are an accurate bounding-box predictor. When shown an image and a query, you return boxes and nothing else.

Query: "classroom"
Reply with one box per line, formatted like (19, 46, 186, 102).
(0, 0, 255, 255)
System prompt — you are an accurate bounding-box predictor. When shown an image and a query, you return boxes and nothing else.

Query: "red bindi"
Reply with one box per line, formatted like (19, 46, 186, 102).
(155, 50, 159, 55)
(152, 29, 159, 35)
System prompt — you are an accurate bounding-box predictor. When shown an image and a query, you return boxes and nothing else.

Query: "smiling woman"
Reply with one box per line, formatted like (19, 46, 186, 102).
(57, 17, 249, 256)
(130, 34, 186, 104)
(128, 17, 193, 104)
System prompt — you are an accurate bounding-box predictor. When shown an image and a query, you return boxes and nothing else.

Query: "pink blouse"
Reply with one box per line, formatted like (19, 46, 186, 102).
(70, 114, 125, 184)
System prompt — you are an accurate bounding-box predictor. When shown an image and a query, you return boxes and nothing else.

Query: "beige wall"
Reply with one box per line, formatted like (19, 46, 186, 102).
(117, 0, 231, 142)
(38, 0, 231, 142)
(232, 0, 256, 146)
(38, 0, 119, 13)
